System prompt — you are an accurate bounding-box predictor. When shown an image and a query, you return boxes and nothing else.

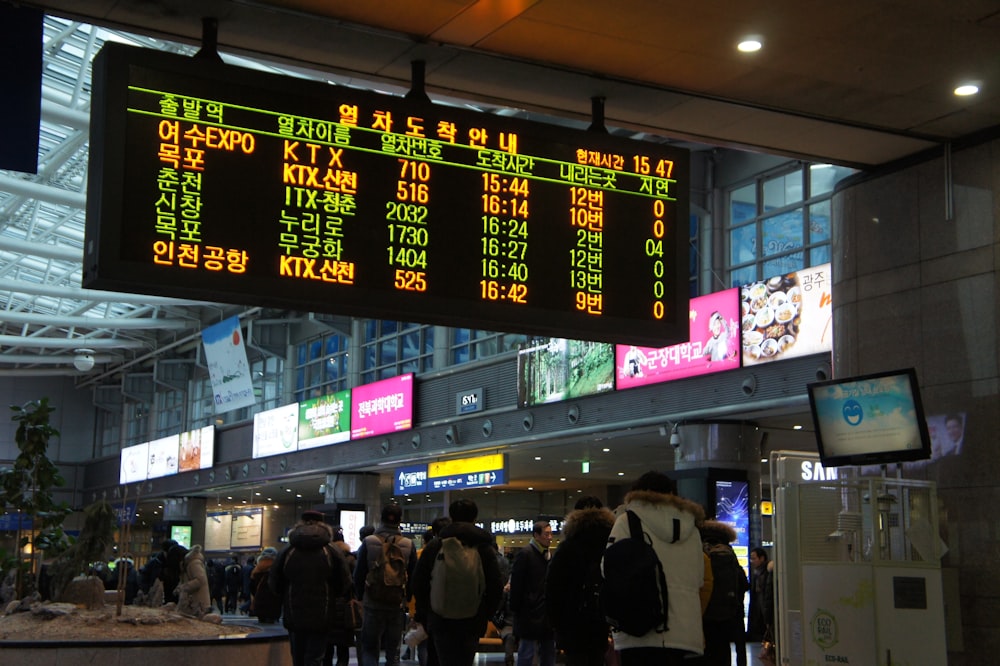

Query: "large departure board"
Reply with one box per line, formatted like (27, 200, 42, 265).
(84, 44, 689, 346)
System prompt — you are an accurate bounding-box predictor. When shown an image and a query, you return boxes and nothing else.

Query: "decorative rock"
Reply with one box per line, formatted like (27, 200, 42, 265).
(59, 576, 106, 610)
(32, 602, 78, 619)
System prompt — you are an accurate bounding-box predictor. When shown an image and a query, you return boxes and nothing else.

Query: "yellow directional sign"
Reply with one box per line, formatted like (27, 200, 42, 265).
(428, 453, 505, 478)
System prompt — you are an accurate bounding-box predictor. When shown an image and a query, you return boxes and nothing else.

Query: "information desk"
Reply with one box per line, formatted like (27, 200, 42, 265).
(85, 44, 690, 346)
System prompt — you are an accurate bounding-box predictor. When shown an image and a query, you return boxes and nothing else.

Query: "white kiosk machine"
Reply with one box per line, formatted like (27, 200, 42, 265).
(770, 368, 948, 665)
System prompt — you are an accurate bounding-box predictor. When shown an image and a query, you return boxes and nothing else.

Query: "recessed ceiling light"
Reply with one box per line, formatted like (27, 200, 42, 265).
(738, 38, 762, 53)
(793, 424, 803, 430)
(559, 477, 566, 482)
(534, 456, 542, 461)
(602, 447, 610, 453)
(954, 83, 980, 96)
(617, 472, 624, 476)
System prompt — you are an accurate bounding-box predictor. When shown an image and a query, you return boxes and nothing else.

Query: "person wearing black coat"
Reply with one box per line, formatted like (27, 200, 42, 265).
(412, 498, 504, 666)
(270, 510, 353, 666)
(544, 497, 616, 666)
(510, 520, 555, 666)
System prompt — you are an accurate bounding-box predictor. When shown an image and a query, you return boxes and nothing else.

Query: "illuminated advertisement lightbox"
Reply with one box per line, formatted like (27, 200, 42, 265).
(145, 434, 180, 479)
(741, 263, 832, 365)
(517, 338, 614, 407)
(350, 373, 414, 439)
(179, 425, 215, 472)
(298, 389, 352, 449)
(252, 402, 300, 458)
(616, 288, 740, 389)
(119, 442, 149, 484)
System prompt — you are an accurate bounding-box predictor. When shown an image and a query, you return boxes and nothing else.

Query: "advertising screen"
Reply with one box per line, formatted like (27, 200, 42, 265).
(808, 368, 932, 467)
(298, 389, 352, 449)
(84, 43, 690, 348)
(350, 373, 414, 439)
(616, 288, 741, 389)
(252, 402, 300, 458)
(741, 263, 832, 366)
(119, 442, 149, 484)
(517, 338, 614, 406)
(145, 434, 180, 479)
(179, 425, 215, 471)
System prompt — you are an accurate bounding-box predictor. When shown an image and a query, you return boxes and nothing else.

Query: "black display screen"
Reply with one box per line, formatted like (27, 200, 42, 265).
(85, 44, 689, 346)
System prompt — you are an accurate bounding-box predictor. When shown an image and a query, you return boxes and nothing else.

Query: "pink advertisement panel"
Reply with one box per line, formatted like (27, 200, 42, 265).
(351, 373, 414, 439)
(616, 289, 741, 389)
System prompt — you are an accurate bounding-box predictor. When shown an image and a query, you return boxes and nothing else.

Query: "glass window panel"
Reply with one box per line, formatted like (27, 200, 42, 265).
(453, 328, 471, 345)
(365, 320, 377, 339)
(325, 336, 341, 355)
(810, 244, 831, 266)
(762, 210, 804, 257)
(730, 184, 756, 224)
(809, 201, 831, 244)
(401, 331, 420, 360)
(763, 170, 803, 211)
(730, 223, 757, 265)
(308, 339, 322, 360)
(379, 340, 396, 366)
(763, 251, 804, 278)
(381, 320, 398, 336)
(810, 164, 856, 197)
(453, 346, 470, 364)
(730, 265, 757, 288)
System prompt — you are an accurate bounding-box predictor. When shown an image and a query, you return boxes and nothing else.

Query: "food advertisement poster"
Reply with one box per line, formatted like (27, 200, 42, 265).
(741, 263, 832, 366)
(616, 289, 740, 390)
(179, 425, 215, 472)
(252, 402, 300, 458)
(298, 389, 352, 449)
(350, 373, 414, 439)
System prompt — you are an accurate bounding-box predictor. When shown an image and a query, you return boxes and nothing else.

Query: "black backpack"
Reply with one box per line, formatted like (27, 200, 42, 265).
(704, 546, 748, 622)
(600, 510, 669, 636)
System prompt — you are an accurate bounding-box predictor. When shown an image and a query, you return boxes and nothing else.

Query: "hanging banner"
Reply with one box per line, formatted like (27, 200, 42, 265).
(202, 315, 255, 413)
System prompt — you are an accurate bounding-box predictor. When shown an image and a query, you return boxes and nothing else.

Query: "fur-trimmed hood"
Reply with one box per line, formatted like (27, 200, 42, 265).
(699, 519, 737, 545)
(562, 506, 616, 541)
(621, 489, 705, 547)
(183, 544, 204, 566)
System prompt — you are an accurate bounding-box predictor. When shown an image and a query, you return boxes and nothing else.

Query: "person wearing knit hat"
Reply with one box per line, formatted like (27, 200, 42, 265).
(270, 508, 353, 665)
(700, 520, 749, 666)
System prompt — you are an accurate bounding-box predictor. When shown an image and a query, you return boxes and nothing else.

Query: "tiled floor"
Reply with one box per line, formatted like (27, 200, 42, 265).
(223, 616, 773, 666)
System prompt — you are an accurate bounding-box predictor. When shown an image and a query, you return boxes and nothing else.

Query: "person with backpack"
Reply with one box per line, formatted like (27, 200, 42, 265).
(353, 503, 417, 666)
(544, 496, 616, 666)
(509, 519, 556, 666)
(601, 471, 706, 666)
(411, 498, 503, 666)
(270, 509, 353, 666)
(700, 521, 750, 666)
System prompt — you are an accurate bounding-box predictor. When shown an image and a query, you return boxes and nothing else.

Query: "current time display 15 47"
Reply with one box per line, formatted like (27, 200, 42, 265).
(84, 43, 690, 347)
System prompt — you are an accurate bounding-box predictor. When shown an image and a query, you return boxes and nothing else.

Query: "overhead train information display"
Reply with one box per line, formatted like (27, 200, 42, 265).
(85, 44, 689, 346)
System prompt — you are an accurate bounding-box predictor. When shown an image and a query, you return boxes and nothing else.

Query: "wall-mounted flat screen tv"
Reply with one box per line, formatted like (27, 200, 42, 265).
(807, 368, 932, 467)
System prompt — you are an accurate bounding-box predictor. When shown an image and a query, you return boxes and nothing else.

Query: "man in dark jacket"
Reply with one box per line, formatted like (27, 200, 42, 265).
(412, 498, 503, 666)
(545, 497, 616, 666)
(270, 509, 353, 666)
(510, 519, 555, 666)
(353, 503, 417, 666)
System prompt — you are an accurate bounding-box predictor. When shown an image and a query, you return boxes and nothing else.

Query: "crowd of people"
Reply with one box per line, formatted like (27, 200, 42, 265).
(117, 470, 778, 666)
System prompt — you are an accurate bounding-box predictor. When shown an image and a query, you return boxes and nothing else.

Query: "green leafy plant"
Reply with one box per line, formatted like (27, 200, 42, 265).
(0, 397, 73, 599)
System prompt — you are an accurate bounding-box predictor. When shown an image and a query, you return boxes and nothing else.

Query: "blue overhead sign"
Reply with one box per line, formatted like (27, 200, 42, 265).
(396, 464, 429, 494)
